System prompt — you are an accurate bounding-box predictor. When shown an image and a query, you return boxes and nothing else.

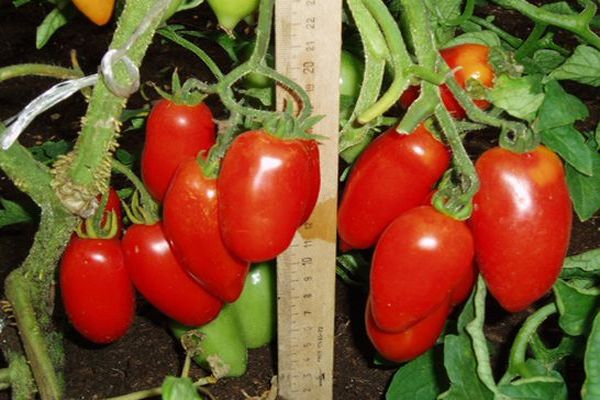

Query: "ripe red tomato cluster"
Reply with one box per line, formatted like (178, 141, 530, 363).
(339, 130, 572, 362)
(61, 99, 320, 344)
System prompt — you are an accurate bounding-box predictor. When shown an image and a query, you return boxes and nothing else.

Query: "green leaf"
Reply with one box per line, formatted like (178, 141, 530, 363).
(540, 2, 576, 15)
(12, 0, 32, 6)
(442, 335, 494, 400)
(582, 310, 600, 400)
(241, 87, 274, 107)
(561, 249, 600, 279)
(565, 145, 600, 221)
(115, 149, 136, 168)
(529, 50, 566, 75)
(423, 0, 462, 46)
(161, 376, 203, 400)
(541, 125, 593, 176)
(443, 31, 502, 49)
(554, 279, 600, 336)
(386, 350, 444, 400)
(550, 46, 600, 87)
(499, 375, 567, 399)
(489, 75, 544, 121)
(36, 0, 75, 49)
(29, 140, 71, 165)
(535, 80, 588, 132)
(0, 198, 34, 229)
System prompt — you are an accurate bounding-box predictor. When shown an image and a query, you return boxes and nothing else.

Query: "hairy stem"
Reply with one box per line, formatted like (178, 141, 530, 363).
(0, 64, 83, 83)
(53, 0, 177, 217)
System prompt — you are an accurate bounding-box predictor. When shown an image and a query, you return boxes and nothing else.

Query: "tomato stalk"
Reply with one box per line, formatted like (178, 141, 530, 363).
(490, 0, 600, 50)
(0, 63, 83, 83)
(51, 0, 178, 218)
(111, 159, 159, 221)
(514, 23, 547, 61)
(356, 0, 412, 124)
(338, 0, 386, 162)
(433, 104, 479, 220)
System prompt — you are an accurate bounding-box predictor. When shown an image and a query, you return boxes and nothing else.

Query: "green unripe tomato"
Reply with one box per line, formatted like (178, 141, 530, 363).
(240, 42, 274, 89)
(340, 50, 363, 100)
(206, 0, 259, 32)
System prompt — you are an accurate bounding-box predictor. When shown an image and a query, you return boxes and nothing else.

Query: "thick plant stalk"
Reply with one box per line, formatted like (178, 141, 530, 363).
(52, 0, 177, 218)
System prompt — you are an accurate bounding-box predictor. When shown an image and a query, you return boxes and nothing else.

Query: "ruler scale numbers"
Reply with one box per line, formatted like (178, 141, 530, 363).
(275, 0, 342, 399)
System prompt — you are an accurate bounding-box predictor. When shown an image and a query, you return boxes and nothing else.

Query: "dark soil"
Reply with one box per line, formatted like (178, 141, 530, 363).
(0, 1, 599, 399)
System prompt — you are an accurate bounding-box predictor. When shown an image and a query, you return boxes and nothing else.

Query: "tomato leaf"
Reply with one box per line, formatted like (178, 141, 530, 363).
(36, 0, 76, 49)
(535, 80, 588, 132)
(443, 31, 502, 49)
(498, 374, 568, 400)
(561, 249, 600, 279)
(30, 140, 71, 165)
(423, 0, 462, 46)
(385, 350, 444, 400)
(0, 198, 34, 229)
(582, 310, 600, 400)
(550, 45, 600, 87)
(441, 335, 494, 400)
(489, 75, 544, 121)
(541, 125, 594, 176)
(523, 50, 566, 75)
(161, 376, 203, 400)
(553, 280, 600, 336)
(565, 145, 600, 221)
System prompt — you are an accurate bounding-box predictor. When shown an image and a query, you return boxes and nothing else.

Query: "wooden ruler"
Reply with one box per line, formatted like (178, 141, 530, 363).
(275, 0, 342, 399)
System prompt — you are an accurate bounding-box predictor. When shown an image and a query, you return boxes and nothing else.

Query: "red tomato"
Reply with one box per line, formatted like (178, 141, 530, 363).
(366, 297, 450, 363)
(163, 158, 249, 303)
(371, 206, 474, 332)
(300, 139, 321, 224)
(122, 222, 223, 326)
(338, 124, 450, 249)
(218, 130, 313, 262)
(470, 146, 572, 312)
(60, 238, 134, 343)
(142, 100, 216, 202)
(400, 44, 494, 119)
(451, 262, 477, 306)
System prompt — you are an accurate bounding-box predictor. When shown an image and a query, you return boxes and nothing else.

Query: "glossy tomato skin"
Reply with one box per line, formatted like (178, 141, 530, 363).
(371, 206, 474, 332)
(300, 139, 321, 224)
(60, 238, 134, 343)
(218, 130, 312, 262)
(163, 159, 249, 303)
(142, 100, 216, 202)
(366, 297, 450, 363)
(471, 146, 572, 312)
(338, 124, 450, 249)
(451, 263, 477, 306)
(122, 223, 223, 326)
(400, 44, 494, 119)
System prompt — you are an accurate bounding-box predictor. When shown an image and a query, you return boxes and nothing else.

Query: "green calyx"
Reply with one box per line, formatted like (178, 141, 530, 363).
(170, 262, 276, 378)
(152, 71, 209, 107)
(122, 190, 159, 226)
(75, 190, 119, 239)
(262, 104, 326, 141)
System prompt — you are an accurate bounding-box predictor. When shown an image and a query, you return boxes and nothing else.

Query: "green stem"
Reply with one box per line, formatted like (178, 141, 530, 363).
(205, 111, 243, 171)
(396, 0, 440, 133)
(0, 368, 10, 390)
(158, 28, 224, 79)
(110, 159, 159, 221)
(53, 0, 177, 217)
(433, 104, 479, 220)
(339, 0, 387, 162)
(447, 0, 475, 26)
(515, 23, 547, 61)
(0, 64, 83, 83)
(490, 0, 600, 49)
(467, 16, 570, 55)
(444, 77, 539, 153)
(357, 0, 412, 124)
(6, 352, 36, 400)
(104, 376, 217, 400)
(504, 303, 557, 381)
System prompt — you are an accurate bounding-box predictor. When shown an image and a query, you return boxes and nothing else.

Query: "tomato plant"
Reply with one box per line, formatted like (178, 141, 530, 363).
(338, 123, 450, 249)
(122, 222, 223, 326)
(340, 50, 363, 100)
(370, 206, 474, 332)
(400, 43, 494, 119)
(60, 237, 134, 343)
(163, 158, 249, 303)
(141, 99, 216, 202)
(470, 146, 572, 312)
(217, 130, 315, 262)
